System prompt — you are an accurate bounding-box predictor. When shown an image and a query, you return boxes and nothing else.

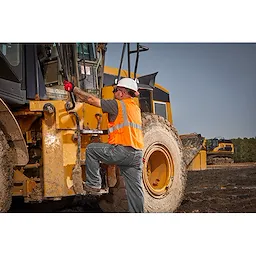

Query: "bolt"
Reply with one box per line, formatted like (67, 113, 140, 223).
(153, 179, 160, 186)
(72, 133, 78, 141)
(43, 103, 55, 114)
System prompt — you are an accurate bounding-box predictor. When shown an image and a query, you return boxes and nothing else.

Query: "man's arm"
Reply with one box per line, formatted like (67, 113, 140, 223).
(73, 87, 101, 108)
(101, 99, 118, 122)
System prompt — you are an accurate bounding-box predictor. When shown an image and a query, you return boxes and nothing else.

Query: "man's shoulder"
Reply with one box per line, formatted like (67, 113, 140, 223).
(101, 99, 117, 106)
(101, 99, 116, 103)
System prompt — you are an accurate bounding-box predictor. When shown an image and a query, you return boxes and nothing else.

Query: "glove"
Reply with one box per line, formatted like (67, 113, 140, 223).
(64, 80, 74, 92)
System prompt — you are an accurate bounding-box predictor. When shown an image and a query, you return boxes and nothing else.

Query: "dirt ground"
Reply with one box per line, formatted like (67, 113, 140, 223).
(9, 163, 256, 213)
(175, 162, 256, 213)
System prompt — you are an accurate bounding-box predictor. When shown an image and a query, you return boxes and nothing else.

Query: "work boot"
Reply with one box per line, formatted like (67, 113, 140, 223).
(83, 183, 101, 195)
(82, 183, 109, 196)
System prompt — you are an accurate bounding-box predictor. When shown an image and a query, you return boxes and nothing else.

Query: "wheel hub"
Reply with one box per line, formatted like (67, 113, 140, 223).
(143, 143, 174, 198)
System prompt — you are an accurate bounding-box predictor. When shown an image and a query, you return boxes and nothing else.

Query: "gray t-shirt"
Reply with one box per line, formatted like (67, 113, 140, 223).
(101, 99, 118, 122)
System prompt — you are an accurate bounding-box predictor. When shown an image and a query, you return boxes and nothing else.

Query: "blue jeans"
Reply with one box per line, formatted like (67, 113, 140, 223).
(85, 143, 144, 213)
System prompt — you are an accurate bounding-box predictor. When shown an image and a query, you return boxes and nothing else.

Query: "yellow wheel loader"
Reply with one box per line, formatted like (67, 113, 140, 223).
(0, 43, 203, 212)
(206, 138, 234, 165)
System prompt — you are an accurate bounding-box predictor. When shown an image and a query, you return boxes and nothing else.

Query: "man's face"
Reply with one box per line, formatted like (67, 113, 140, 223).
(112, 86, 128, 100)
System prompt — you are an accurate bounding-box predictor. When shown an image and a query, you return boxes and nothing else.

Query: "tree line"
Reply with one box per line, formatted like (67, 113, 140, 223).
(231, 137, 256, 162)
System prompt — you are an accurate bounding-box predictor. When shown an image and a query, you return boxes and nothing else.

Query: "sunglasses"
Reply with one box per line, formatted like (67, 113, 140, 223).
(112, 87, 121, 93)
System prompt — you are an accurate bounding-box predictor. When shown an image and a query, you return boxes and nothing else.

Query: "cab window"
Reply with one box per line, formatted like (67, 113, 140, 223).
(0, 43, 20, 66)
(76, 43, 96, 61)
(154, 101, 167, 119)
(139, 89, 152, 113)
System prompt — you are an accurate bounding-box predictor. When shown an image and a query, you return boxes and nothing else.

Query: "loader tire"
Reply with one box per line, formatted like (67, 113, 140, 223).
(0, 130, 13, 212)
(99, 113, 187, 213)
(141, 113, 186, 212)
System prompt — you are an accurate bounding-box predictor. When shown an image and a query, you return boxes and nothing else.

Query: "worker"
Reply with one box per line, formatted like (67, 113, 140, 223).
(64, 78, 144, 213)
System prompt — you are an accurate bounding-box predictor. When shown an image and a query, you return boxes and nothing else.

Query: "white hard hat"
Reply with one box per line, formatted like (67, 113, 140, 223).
(117, 78, 138, 92)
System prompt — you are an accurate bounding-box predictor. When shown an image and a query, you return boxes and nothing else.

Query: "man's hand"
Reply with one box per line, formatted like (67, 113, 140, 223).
(64, 81, 74, 92)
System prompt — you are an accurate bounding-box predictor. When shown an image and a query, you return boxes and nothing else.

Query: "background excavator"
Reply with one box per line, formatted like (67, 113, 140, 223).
(206, 137, 235, 165)
(0, 43, 203, 212)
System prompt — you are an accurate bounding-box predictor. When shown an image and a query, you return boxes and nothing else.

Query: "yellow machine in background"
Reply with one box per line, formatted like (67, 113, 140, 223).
(206, 138, 234, 165)
(0, 43, 203, 213)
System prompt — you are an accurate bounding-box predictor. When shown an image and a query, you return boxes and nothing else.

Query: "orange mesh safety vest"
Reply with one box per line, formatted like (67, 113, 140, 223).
(108, 98, 144, 150)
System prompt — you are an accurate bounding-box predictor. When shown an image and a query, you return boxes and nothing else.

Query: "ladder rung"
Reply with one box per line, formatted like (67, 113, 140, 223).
(80, 129, 108, 135)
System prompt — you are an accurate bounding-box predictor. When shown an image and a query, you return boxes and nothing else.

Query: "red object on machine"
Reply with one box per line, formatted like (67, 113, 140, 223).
(63, 80, 74, 92)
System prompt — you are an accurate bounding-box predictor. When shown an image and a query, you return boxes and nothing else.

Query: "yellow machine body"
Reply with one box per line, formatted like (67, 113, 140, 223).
(182, 136, 207, 171)
(210, 141, 234, 153)
(187, 149, 207, 171)
(206, 138, 234, 165)
(11, 100, 109, 199)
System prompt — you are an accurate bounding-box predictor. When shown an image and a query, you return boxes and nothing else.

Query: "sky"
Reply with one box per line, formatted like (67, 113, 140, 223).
(104, 43, 256, 140)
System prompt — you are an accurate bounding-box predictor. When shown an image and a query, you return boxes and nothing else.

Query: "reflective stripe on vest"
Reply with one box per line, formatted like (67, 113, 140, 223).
(108, 100, 142, 133)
